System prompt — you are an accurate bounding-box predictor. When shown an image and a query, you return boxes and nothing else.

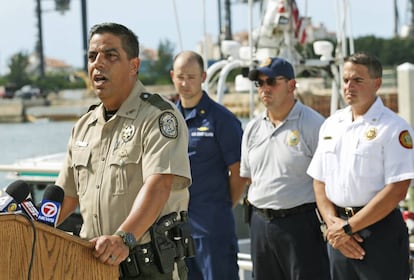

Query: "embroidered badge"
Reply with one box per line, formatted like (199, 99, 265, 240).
(399, 130, 413, 149)
(365, 127, 377, 140)
(260, 57, 272, 67)
(159, 112, 178, 139)
(197, 126, 209, 131)
(287, 130, 300, 146)
(121, 124, 135, 143)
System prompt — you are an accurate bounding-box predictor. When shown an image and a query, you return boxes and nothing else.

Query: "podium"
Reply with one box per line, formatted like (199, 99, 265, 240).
(0, 214, 119, 279)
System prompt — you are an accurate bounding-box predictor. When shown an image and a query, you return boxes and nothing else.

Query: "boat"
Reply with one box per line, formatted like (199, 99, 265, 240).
(0, 152, 64, 184)
(0, 152, 83, 235)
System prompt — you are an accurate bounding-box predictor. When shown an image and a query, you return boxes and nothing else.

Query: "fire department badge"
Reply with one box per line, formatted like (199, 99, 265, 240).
(365, 127, 377, 140)
(159, 112, 178, 139)
(121, 124, 135, 143)
(287, 130, 300, 146)
(399, 130, 413, 149)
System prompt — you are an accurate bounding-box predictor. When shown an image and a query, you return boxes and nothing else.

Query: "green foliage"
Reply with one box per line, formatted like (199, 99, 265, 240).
(147, 39, 175, 85)
(353, 36, 414, 66)
(5, 52, 31, 88)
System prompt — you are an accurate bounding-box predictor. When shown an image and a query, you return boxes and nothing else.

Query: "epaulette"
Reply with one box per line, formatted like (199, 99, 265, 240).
(87, 102, 101, 112)
(140, 92, 173, 111)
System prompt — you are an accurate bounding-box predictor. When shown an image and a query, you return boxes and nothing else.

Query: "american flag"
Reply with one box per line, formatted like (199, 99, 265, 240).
(291, 0, 307, 45)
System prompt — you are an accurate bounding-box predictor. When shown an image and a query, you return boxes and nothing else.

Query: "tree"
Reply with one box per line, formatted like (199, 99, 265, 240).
(150, 39, 175, 84)
(6, 52, 31, 89)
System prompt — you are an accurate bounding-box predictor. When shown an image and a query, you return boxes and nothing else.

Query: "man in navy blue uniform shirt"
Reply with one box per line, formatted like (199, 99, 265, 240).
(170, 51, 246, 280)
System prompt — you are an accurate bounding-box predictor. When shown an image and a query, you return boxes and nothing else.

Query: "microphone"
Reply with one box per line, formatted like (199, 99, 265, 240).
(0, 180, 30, 213)
(37, 184, 64, 227)
(20, 196, 39, 220)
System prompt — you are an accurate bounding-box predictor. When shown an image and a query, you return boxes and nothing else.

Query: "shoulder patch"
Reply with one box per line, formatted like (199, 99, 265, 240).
(399, 130, 413, 149)
(159, 112, 178, 139)
(140, 92, 173, 111)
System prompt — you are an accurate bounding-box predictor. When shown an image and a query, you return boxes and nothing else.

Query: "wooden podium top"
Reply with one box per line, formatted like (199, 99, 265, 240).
(0, 213, 119, 280)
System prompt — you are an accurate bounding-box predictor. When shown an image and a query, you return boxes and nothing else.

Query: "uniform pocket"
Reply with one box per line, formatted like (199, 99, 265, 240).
(72, 147, 91, 196)
(322, 141, 337, 175)
(353, 141, 382, 180)
(109, 145, 142, 195)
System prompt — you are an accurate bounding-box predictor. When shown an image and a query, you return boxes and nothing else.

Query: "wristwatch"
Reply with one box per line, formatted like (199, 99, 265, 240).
(114, 230, 136, 250)
(342, 220, 353, 236)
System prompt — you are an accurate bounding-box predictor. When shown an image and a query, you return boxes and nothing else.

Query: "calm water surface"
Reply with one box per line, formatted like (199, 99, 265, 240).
(0, 120, 75, 187)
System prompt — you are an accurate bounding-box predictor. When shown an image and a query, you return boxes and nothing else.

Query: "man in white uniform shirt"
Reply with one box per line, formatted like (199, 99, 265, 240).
(307, 52, 414, 280)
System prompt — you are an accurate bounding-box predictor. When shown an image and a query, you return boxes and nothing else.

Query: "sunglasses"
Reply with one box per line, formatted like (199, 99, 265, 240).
(254, 77, 288, 88)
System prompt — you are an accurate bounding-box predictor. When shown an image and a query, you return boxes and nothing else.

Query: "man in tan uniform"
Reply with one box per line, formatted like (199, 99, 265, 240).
(56, 22, 192, 279)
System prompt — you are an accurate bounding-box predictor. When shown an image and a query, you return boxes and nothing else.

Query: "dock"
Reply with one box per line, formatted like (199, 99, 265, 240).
(0, 81, 399, 123)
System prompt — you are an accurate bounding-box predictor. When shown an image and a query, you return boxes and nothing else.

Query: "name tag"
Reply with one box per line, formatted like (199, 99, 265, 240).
(191, 131, 214, 137)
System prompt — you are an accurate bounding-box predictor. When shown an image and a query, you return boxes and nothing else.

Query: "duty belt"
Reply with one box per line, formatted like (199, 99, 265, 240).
(336, 206, 364, 218)
(119, 242, 155, 278)
(254, 203, 316, 219)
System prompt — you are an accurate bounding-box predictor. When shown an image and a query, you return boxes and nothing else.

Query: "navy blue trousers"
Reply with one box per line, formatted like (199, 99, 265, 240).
(185, 235, 239, 280)
(250, 208, 331, 280)
(329, 209, 409, 280)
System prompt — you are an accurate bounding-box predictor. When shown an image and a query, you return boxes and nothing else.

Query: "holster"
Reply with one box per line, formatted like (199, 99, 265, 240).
(149, 211, 195, 274)
(244, 196, 252, 224)
(119, 248, 141, 278)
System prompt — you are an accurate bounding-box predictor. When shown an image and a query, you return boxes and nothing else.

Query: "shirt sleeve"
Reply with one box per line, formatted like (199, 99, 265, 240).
(141, 108, 191, 189)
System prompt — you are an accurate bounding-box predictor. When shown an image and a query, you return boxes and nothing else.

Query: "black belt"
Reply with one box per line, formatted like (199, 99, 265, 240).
(119, 242, 155, 278)
(336, 206, 364, 218)
(134, 242, 155, 264)
(254, 203, 316, 219)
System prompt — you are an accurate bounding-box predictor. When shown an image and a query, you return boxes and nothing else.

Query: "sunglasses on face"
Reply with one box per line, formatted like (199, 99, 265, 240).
(254, 77, 288, 88)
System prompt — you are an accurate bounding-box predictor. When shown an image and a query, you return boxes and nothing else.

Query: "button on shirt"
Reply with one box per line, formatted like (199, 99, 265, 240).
(240, 100, 324, 210)
(176, 92, 243, 237)
(307, 97, 414, 207)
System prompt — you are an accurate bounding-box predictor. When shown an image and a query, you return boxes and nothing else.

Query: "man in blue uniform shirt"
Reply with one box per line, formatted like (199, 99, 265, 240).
(170, 51, 246, 280)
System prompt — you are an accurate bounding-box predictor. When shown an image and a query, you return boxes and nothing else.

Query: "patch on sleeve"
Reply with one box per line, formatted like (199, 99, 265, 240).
(159, 112, 178, 139)
(399, 130, 413, 149)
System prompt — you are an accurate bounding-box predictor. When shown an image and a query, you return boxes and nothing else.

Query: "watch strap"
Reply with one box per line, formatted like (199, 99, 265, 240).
(342, 220, 353, 236)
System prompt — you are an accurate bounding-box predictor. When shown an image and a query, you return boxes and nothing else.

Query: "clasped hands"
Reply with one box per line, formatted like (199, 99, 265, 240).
(326, 215, 365, 260)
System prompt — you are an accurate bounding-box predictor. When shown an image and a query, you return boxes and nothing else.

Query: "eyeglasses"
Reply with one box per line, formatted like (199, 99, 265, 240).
(254, 77, 288, 88)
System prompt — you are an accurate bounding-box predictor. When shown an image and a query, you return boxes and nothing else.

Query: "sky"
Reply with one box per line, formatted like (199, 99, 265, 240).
(0, 0, 408, 74)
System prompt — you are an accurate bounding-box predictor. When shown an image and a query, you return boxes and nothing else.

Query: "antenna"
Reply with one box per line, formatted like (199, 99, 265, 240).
(172, 0, 183, 52)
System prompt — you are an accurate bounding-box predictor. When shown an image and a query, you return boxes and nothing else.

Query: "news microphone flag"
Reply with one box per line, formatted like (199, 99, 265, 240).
(37, 185, 64, 227)
(20, 198, 39, 220)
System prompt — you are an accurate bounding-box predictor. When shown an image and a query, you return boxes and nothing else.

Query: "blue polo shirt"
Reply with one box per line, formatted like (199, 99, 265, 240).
(176, 91, 243, 238)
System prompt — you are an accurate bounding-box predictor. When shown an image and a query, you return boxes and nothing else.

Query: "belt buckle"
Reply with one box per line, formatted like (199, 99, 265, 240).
(344, 207, 354, 217)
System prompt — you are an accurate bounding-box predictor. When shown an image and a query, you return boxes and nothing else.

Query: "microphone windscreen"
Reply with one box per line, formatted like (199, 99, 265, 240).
(43, 185, 64, 203)
(5, 180, 30, 204)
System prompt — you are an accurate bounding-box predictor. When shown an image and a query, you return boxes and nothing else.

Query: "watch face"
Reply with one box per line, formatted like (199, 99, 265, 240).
(343, 223, 352, 236)
(124, 232, 136, 248)
(116, 231, 136, 248)
(125, 233, 135, 245)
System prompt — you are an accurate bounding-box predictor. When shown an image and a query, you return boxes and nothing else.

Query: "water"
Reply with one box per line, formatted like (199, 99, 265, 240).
(0, 120, 75, 188)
